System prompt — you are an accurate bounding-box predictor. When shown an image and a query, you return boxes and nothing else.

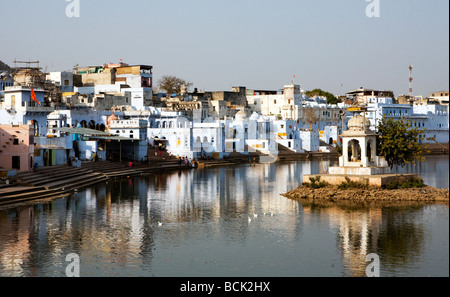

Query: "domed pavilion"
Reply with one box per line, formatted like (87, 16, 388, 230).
(303, 107, 419, 187)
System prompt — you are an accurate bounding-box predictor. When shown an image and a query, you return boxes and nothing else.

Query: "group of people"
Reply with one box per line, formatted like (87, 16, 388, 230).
(178, 156, 198, 168)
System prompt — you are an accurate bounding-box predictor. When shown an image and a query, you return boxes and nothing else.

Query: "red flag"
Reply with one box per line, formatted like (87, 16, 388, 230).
(31, 87, 40, 106)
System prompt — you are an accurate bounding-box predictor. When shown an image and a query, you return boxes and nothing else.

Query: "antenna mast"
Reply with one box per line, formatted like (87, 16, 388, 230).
(409, 65, 413, 99)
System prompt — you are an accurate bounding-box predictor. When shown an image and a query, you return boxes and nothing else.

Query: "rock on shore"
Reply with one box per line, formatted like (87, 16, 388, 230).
(282, 186, 449, 202)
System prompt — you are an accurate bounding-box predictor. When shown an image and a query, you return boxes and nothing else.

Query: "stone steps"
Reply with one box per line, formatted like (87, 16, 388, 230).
(0, 186, 69, 209)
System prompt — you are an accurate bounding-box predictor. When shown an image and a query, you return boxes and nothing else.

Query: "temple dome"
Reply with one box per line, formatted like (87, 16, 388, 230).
(107, 113, 118, 126)
(347, 115, 370, 132)
(235, 110, 248, 121)
(249, 111, 261, 121)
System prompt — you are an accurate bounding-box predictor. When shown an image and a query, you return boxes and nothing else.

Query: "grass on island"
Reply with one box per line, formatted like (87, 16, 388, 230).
(302, 176, 427, 190)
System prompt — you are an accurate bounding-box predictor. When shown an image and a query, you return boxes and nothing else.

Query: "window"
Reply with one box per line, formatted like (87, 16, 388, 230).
(64, 80, 70, 86)
(12, 156, 20, 170)
(13, 139, 19, 145)
(274, 100, 277, 104)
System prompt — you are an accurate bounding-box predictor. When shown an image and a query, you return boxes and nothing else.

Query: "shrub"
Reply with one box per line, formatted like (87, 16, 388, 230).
(338, 177, 369, 190)
(303, 176, 329, 189)
(385, 177, 426, 189)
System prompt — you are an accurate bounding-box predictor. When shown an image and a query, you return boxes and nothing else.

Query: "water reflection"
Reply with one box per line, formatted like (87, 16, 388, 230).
(299, 200, 440, 277)
(0, 156, 448, 277)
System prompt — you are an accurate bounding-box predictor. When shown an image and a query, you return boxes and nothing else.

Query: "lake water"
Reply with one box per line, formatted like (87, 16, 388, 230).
(0, 155, 448, 277)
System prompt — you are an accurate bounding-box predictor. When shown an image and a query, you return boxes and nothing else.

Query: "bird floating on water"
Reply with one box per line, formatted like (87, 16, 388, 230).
(158, 222, 163, 227)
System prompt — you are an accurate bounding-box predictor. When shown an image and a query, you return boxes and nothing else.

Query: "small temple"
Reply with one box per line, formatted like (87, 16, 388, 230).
(303, 107, 419, 187)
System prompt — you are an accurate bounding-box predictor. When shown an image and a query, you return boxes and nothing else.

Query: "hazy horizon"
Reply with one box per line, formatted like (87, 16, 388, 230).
(1, 0, 448, 97)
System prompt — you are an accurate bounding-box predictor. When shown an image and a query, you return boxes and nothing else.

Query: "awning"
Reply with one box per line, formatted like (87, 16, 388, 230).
(51, 127, 112, 136)
(84, 135, 136, 141)
(51, 127, 134, 141)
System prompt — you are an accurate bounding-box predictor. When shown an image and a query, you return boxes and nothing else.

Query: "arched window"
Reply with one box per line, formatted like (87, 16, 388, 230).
(366, 140, 374, 163)
(348, 139, 361, 162)
(33, 120, 40, 137)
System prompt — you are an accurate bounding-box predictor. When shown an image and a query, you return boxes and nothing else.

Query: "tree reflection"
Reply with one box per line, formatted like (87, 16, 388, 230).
(300, 200, 428, 277)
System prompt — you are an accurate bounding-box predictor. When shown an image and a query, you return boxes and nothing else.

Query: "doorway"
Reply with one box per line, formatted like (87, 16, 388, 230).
(12, 156, 20, 170)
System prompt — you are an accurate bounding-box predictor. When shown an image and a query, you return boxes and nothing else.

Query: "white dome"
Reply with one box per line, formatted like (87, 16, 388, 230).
(348, 115, 370, 131)
(235, 110, 247, 121)
(249, 111, 260, 121)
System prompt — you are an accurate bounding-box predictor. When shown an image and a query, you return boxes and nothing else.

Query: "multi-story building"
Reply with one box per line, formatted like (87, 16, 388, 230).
(46, 72, 74, 93)
(429, 91, 449, 105)
(73, 63, 154, 110)
(0, 123, 35, 172)
(0, 86, 54, 137)
(364, 98, 449, 144)
(346, 88, 394, 105)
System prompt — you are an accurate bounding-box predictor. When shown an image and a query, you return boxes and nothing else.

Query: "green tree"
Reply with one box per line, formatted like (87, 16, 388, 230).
(305, 88, 339, 105)
(157, 75, 191, 96)
(377, 116, 428, 169)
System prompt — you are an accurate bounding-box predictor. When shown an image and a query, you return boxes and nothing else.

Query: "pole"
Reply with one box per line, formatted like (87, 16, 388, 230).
(120, 141, 122, 162)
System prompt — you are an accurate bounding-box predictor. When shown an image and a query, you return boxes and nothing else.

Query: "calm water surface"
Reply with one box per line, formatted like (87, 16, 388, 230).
(0, 155, 448, 277)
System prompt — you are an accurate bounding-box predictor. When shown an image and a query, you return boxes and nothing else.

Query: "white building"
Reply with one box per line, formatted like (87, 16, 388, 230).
(365, 100, 449, 144)
(108, 118, 148, 161)
(246, 84, 303, 120)
(429, 91, 449, 105)
(46, 72, 74, 93)
(0, 86, 53, 137)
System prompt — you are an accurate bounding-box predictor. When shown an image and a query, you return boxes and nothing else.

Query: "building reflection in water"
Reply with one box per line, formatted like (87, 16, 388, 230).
(0, 156, 446, 277)
(301, 200, 430, 277)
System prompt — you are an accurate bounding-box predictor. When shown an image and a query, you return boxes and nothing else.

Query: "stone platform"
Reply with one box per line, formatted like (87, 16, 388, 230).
(328, 165, 390, 176)
(303, 173, 420, 188)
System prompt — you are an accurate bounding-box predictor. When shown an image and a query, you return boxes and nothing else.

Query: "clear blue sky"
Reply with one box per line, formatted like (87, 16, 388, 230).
(1, 0, 448, 97)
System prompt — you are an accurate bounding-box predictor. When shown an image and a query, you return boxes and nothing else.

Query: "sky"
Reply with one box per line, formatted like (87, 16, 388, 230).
(1, 0, 448, 97)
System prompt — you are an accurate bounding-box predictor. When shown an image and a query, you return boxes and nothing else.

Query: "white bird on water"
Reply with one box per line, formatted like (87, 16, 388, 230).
(158, 221, 163, 227)
(248, 217, 252, 223)
(253, 213, 258, 218)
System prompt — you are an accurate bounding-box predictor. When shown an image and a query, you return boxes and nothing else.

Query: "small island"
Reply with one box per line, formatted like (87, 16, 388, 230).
(282, 176, 449, 203)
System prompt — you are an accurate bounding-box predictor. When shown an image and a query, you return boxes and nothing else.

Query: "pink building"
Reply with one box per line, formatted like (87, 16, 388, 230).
(0, 124, 35, 173)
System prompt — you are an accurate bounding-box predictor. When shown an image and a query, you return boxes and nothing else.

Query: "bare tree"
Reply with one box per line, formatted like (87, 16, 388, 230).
(303, 107, 319, 130)
(157, 75, 192, 97)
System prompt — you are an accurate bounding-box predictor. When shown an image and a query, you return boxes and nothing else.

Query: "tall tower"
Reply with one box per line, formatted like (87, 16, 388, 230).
(409, 65, 413, 98)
